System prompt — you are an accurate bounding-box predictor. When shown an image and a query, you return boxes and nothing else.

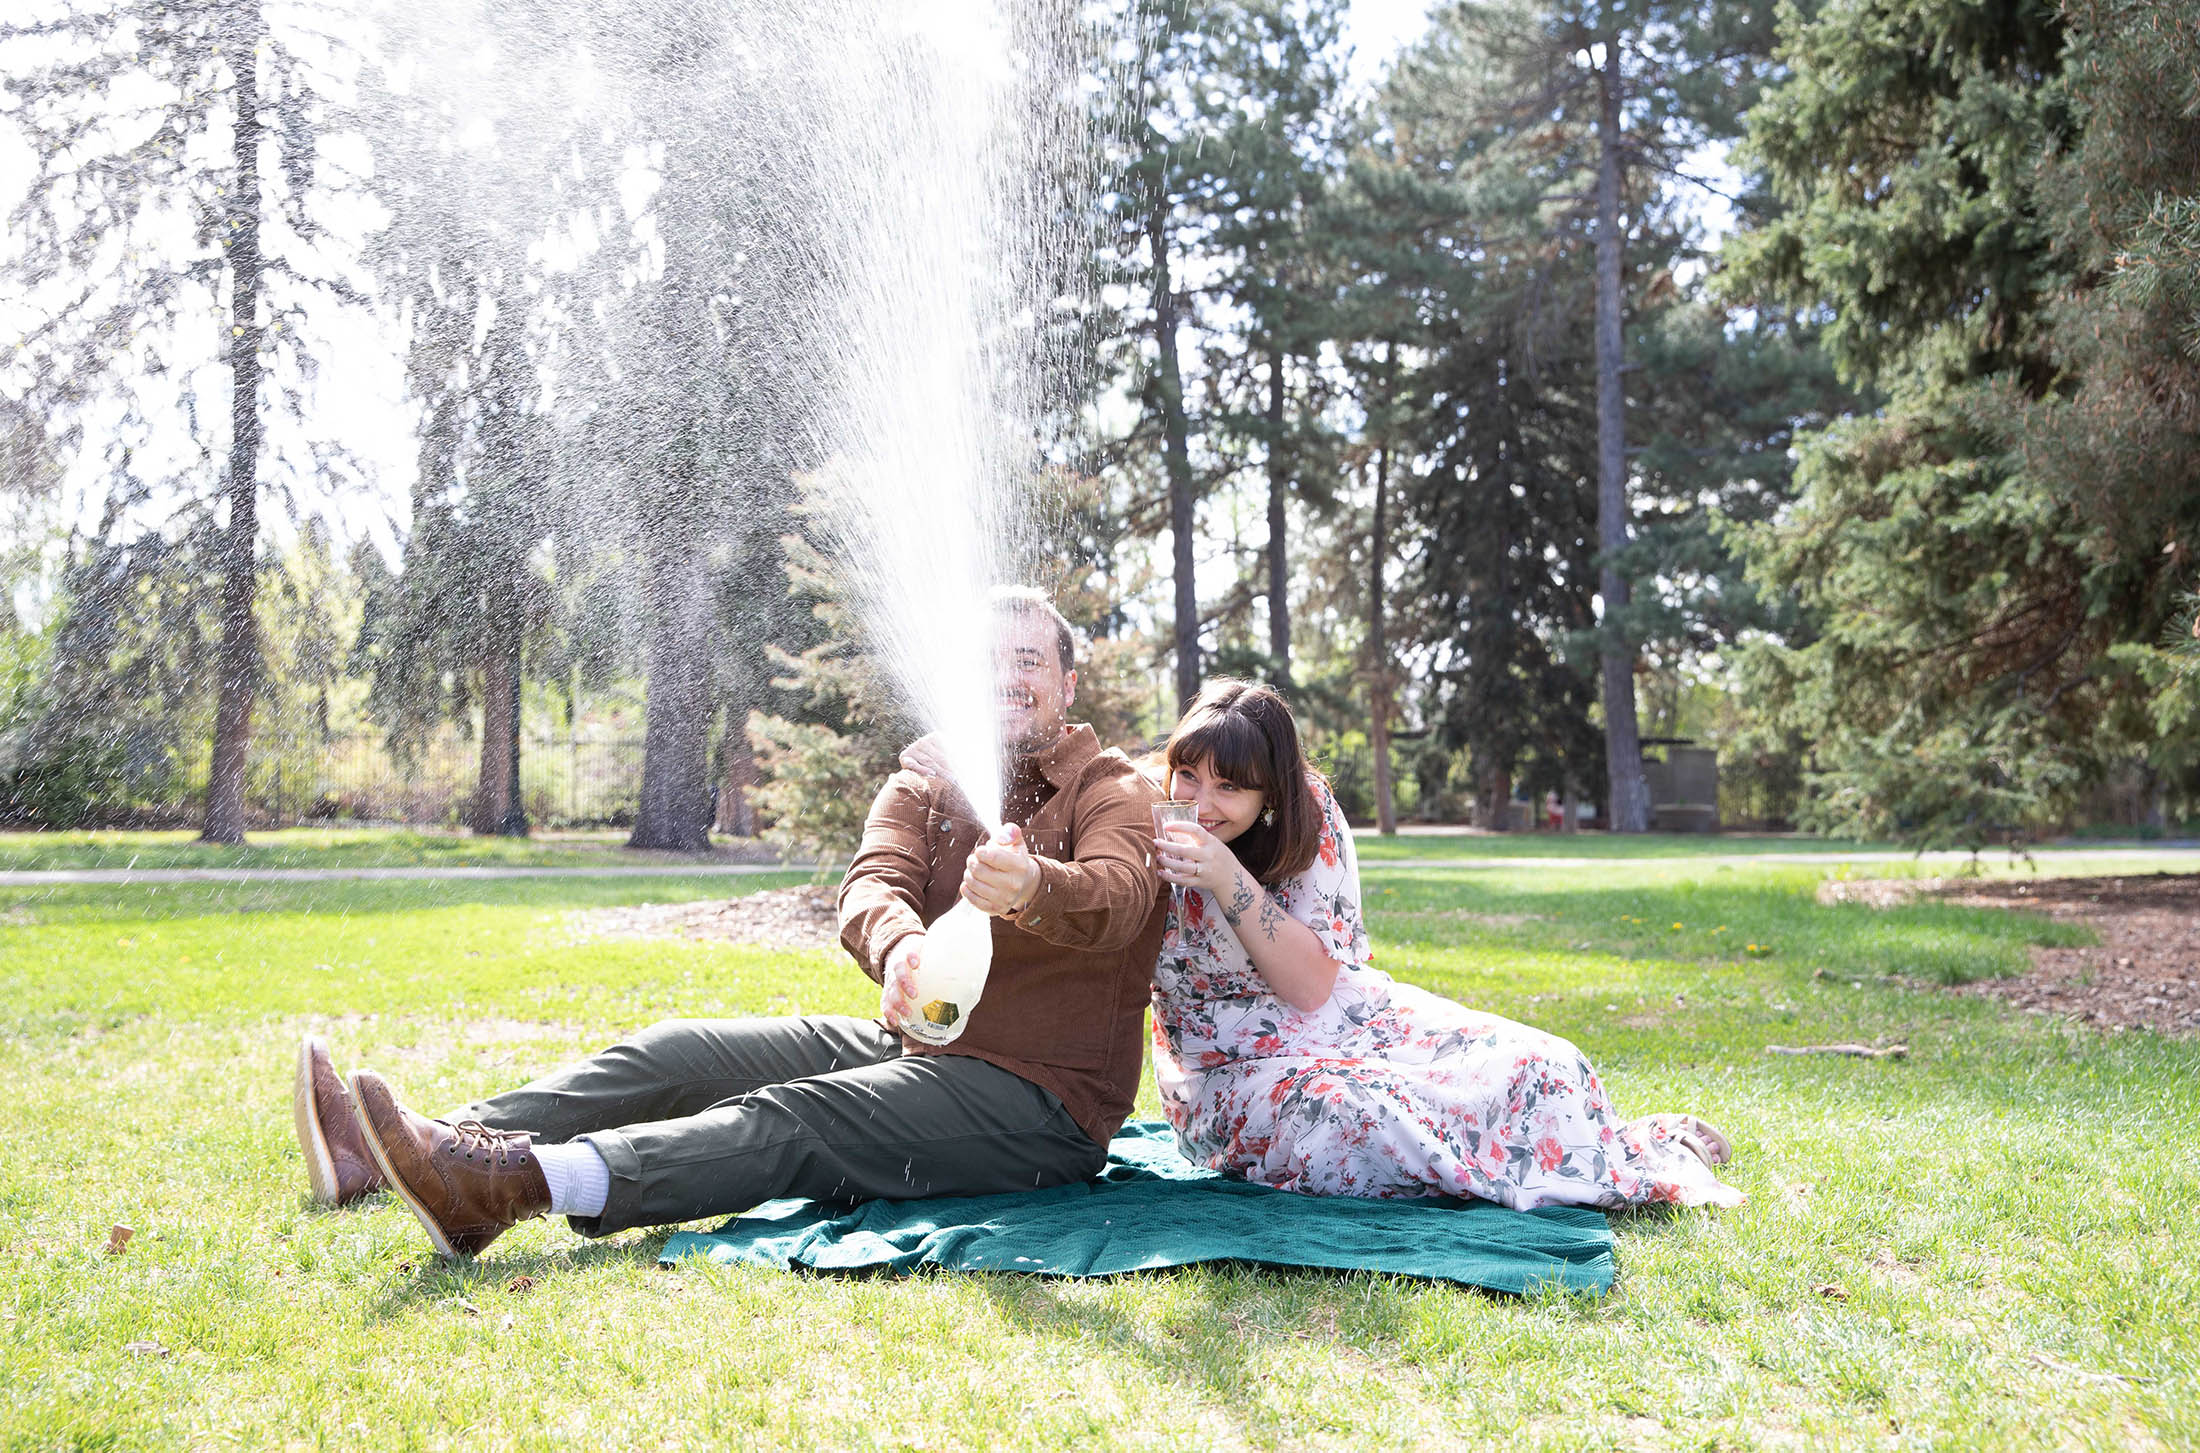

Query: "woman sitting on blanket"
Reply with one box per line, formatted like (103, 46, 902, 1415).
(1146, 678, 1743, 1211)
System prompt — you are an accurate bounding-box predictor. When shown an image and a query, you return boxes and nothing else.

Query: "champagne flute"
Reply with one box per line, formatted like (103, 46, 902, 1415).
(1152, 799, 1200, 912)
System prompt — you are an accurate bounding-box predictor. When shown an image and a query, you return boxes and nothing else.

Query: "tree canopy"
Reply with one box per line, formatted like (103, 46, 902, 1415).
(4, 0, 2199, 846)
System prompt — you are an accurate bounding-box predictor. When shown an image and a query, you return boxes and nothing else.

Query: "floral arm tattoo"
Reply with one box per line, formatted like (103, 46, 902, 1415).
(1222, 871, 1257, 928)
(1218, 867, 1287, 944)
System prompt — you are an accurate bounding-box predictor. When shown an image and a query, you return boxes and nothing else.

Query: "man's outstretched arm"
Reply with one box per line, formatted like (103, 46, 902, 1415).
(837, 772, 932, 983)
(999, 766, 1161, 954)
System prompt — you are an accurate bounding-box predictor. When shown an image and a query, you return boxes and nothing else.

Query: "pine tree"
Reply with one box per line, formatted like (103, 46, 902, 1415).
(354, 0, 816, 850)
(615, 135, 808, 852)
(8, 508, 223, 823)
(350, 2, 610, 836)
(1319, 117, 1452, 833)
(1724, 0, 2200, 843)
(1626, 302, 1857, 721)
(1189, 0, 1350, 688)
(1325, 5, 1641, 826)
(1107, 0, 1213, 710)
(354, 311, 553, 836)
(2, 0, 367, 841)
(1410, 0, 1779, 831)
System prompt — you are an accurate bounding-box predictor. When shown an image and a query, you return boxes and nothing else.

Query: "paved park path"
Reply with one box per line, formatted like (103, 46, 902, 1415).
(4, 845, 2198, 887)
(1367, 847, 2200, 871)
(0, 862, 814, 887)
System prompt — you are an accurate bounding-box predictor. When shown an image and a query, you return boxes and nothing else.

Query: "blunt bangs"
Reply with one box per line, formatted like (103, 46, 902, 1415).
(1165, 705, 1279, 797)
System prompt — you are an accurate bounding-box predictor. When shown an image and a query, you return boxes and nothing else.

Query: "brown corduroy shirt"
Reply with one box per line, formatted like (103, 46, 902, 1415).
(837, 724, 1167, 1149)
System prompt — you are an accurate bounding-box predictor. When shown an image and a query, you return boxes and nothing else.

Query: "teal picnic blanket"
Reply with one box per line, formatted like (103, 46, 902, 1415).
(660, 1120, 1614, 1295)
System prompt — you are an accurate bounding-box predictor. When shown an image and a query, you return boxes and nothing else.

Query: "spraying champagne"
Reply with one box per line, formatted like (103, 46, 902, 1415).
(881, 594, 1069, 1044)
(892, 822, 1030, 1045)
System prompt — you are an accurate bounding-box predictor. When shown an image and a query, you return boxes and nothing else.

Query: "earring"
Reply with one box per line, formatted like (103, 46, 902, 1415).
(1261, 807, 1276, 827)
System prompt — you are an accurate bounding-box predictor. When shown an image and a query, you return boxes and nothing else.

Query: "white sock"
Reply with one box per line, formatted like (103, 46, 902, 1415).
(535, 1139, 611, 1218)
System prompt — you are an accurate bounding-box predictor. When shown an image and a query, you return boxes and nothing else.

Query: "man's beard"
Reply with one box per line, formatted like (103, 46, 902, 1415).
(1000, 708, 1061, 759)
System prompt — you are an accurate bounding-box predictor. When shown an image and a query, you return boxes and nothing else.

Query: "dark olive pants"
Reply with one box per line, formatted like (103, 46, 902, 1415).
(465, 1015, 1106, 1237)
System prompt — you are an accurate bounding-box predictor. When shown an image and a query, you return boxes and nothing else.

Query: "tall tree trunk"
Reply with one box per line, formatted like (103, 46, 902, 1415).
(1265, 346, 1291, 687)
(200, 1, 265, 846)
(467, 574, 527, 836)
(469, 645, 513, 834)
(630, 485, 715, 851)
(1594, 45, 1650, 834)
(1149, 196, 1200, 712)
(1372, 420, 1390, 832)
(715, 705, 758, 837)
(1473, 763, 1512, 831)
(497, 612, 527, 836)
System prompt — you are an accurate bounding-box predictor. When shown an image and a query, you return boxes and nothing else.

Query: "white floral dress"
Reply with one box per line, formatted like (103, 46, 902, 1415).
(1150, 776, 1743, 1211)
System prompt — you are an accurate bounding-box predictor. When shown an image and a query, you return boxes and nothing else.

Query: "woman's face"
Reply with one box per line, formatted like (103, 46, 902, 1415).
(1168, 757, 1265, 845)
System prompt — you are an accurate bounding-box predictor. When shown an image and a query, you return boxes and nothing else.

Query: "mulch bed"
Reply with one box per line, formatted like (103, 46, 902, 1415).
(1827, 873, 2200, 1036)
(571, 885, 842, 951)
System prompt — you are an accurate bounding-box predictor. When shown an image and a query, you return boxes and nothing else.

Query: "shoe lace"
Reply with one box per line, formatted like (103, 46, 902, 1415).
(448, 1119, 531, 1165)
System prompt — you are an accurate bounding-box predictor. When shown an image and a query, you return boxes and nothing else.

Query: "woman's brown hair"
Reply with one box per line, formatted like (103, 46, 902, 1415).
(1162, 678, 1324, 886)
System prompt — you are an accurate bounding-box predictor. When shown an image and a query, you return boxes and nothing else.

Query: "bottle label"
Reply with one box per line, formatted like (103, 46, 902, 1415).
(920, 999, 961, 1028)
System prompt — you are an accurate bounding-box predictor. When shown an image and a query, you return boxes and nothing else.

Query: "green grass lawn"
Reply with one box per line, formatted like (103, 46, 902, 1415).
(1349, 830, 1906, 860)
(0, 827, 780, 872)
(1347, 828, 2200, 861)
(1, 856, 2192, 1449)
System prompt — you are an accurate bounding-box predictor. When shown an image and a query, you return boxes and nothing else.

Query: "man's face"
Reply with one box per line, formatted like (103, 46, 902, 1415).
(994, 611, 1076, 755)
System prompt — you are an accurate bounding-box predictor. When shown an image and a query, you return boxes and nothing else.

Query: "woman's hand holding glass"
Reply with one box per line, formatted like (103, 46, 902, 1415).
(1154, 817, 1237, 896)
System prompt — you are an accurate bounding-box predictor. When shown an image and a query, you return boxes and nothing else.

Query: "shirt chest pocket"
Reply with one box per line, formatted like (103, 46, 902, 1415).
(924, 812, 979, 920)
(926, 804, 1072, 911)
(1014, 802, 1076, 864)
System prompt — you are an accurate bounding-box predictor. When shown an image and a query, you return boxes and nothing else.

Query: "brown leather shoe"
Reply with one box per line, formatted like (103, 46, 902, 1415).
(348, 1070, 550, 1259)
(293, 1035, 385, 1206)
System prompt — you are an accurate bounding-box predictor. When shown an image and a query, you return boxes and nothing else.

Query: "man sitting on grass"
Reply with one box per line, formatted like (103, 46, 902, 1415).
(292, 588, 1166, 1258)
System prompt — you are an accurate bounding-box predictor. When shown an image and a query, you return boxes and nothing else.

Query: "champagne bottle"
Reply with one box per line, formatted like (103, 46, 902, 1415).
(898, 896, 995, 1046)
